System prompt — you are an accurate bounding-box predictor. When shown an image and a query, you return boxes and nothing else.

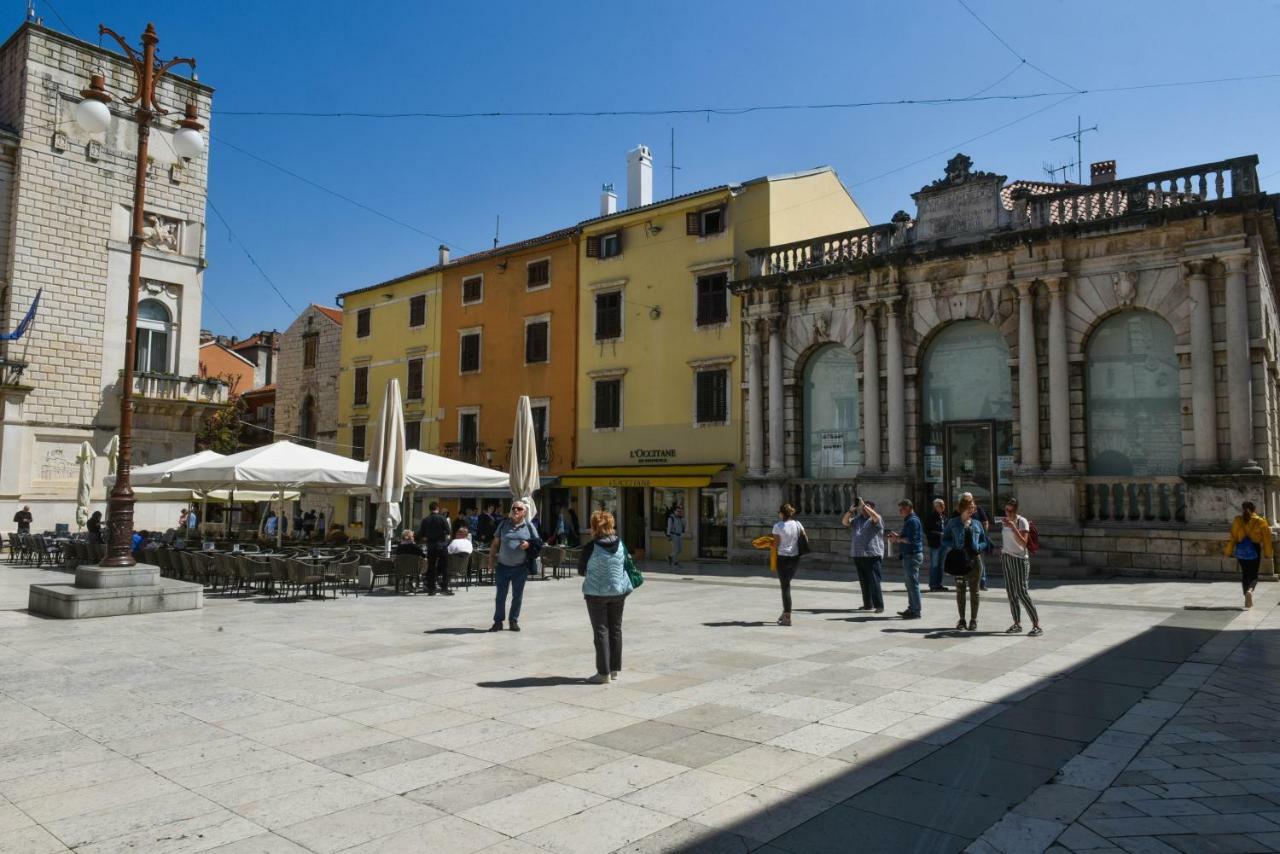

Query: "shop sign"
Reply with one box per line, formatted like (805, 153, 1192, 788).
(630, 448, 677, 464)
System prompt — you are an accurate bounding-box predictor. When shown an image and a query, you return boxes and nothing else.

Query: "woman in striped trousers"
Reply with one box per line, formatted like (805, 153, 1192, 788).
(1000, 498, 1042, 636)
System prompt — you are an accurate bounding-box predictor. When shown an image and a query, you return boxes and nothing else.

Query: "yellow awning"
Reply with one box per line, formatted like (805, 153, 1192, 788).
(559, 465, 729, 488)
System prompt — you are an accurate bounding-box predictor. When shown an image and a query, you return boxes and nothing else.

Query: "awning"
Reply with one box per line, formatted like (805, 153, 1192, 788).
(559, 465, 729, 488)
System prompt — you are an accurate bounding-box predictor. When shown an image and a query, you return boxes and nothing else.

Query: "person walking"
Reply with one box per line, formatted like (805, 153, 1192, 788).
(488, 501, 541, 632)
(1225, 500, 1272, 610)
(999, 498, 1042, 635)
(86, 510, 104, 544)
(12, 505, 32, 534)
(417, 502, 452, 595)
(925, 498, 949, 592)
(842, 498, 885, 613)
(580, 510, 634, 683)
(475, 502, 498, 548)
(666, 505, 687, 566)
(771, 503, 806, 626)
(942, 495, 987, 631)
(887, 499, 924, 619)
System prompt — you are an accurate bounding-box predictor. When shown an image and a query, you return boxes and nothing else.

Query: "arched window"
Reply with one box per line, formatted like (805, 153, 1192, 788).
(803, 345, 859, 478)
(300, 394, 317, 448)
(1086, 311, 1180, 476)
(135, 299, 172, 373)
(920, 320, 1014, 510)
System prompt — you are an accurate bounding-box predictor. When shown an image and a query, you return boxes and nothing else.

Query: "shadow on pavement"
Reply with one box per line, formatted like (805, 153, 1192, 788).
(423, 627, 490, 635)
(703, 620, 773, 628)
(476, 676, 587, 688)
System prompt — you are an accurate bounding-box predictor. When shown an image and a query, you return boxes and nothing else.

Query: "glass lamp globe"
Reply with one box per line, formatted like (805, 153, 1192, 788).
(172, 127, 205, 159)
(75, 97, 111, 134)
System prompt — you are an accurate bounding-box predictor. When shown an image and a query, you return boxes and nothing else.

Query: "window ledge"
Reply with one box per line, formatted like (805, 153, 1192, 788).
(695, 321, 732, 332)
(593, 425, 624, 433)
(695, 420, 730, 429)
(587, 367, 628, 379)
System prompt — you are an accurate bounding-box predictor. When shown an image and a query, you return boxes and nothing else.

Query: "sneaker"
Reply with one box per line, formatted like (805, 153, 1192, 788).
(509, 620, 521, 632)
(1245, 591, 1254, 609)
(443, 590, 455, 596)
(587, 673, 609, 684)
(488, 622, 503, 632)
(902, 613, 921, 620)
(1028, 626, 1043, 637)
(967, 620, 977, 631)
(1006, 624, 1023, 634)
(857, 606, 874, 612)
(897, 609, 913, 617)
(956, 619, 967, 630)
(609, 671, 619, 682)
(778, 613, 792, 626)
(874, 608, 884, 614)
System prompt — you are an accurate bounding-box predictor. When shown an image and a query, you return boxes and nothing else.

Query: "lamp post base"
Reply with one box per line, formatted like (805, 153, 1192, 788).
(28, 564, 202, 619)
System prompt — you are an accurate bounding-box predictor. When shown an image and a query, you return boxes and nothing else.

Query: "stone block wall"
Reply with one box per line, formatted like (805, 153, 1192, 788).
(275, 307, 342, 448)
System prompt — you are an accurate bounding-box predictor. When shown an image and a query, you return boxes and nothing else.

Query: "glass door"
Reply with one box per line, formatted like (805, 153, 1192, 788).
(697, 487, 728, 559)
(622, 488, 647, 555)
(944, 421, 995, 515)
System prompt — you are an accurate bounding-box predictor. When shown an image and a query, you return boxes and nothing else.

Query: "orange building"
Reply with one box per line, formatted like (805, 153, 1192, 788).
(438, 228, 579, 513)
(198, 340, 257, 397)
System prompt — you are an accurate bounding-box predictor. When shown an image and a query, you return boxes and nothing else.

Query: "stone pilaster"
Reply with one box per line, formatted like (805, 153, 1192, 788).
(1223, 254, 1259, 471)
(862, 306, 881, 473)
(1186, 260, 1218, 469)
(1016, 280, 1040, 470)
(746, 319, 764, 477)
(767, 317, 785, 476)
(884, 299, 905, 474)
(1046, 276, 1071, 472)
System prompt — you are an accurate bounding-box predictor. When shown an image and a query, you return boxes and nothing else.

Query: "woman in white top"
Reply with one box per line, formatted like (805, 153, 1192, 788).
(771, 503, 806, 626)
(999, 497, 1042, 636)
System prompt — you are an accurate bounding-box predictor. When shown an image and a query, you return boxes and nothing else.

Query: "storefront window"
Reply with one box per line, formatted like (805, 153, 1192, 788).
(650, 488, 684, 532)
(697, 487, 728, 559)
(1086, 311, 1181, 476)
(588, 487, 619, 519)
(803, 345, 860, 478)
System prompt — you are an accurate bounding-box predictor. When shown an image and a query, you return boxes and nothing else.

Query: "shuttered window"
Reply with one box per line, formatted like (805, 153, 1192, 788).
(303, 334, 318, 368)
(595, 291, 622, 341)
(594, 379, 621, 429)
(527, 260, 550, 289)
(460, 332, 481, 373)
(356, 308, 371, 338)
(462, 276, 483, 305)
(406, 357, 423, 400)
(409, 295, 426, 327)
(351, 425, 366, 461)
(695, 369, 729, 424)
(405, 420, 421, 451)
(353, 366, 368, 406)
(587, 232, 622, 258)
(525, 321, 549, 364)
(695, 273, 729, 327)
(687, 206, 725, 236)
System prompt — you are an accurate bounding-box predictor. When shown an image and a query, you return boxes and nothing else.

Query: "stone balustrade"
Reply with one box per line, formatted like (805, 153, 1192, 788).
(130, 372, 229, 406)
(1081, 477, 1186, 525)
(787, 479, 859, 517)
(746, 223, 900, 277)
(1023, 156, 1259, 229)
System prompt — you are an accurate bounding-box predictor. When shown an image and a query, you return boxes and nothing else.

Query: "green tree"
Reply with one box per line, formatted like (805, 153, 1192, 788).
(197, 397, 245, 454)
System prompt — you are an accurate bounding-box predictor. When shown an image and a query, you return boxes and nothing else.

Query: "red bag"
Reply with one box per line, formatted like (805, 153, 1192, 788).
(1026, 519, 1040, 556)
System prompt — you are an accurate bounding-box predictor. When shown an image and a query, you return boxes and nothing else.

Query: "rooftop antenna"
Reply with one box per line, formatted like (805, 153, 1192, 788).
(493, 214, 500, 249)
(668, 127, 681, 199)
(1050, 115, 1099, 184)
(1042, 160, 1077, 183)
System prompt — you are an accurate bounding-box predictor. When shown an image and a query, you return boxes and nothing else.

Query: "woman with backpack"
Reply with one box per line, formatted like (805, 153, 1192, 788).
(771, 503, 807, 626)
(1000, 498, 1042, 636)
(1224, 500, 1272, 610)
(942, 494, 987, 631)
(580, 510, 634, 683)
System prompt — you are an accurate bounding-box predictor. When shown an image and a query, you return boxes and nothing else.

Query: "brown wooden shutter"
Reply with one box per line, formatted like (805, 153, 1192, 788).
(686, 212, 701, 236)
(613, 230, 623, 253)
(586, 235, 601, 257)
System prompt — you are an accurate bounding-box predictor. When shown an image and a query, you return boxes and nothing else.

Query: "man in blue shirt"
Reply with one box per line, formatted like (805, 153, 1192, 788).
(888, 499, 924, 619)
(842, 498, 885, 613)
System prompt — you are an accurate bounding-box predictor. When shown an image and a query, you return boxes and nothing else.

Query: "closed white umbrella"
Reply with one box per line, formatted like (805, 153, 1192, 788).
(366, 378, 407, 557)
(510, 395, 541, 522)
(75, 441, 94, 530)
(104, 434, 120, 475)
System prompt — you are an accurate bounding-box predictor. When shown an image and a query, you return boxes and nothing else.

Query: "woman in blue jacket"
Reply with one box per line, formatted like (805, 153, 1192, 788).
(942, 494, 988, 631)
(580, 510, 634, 684)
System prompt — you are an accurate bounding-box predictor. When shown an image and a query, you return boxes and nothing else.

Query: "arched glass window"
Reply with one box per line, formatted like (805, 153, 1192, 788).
(135, 299, 172, 373)
(1086, 311, 1181, 476)
(803, 345, 859, 478)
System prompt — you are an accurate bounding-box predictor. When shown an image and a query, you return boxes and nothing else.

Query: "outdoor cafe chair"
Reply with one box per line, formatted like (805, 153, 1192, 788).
(287, 558, 327, 600)
(538, 545, 565, 580)
(394, 553, 422, 594)
(333, 556, 361, 596)
(236, 554, 272, 593)
(267, 556, 291, 598)
(446, 551, 472, 591)
(6, 532, 20, 562)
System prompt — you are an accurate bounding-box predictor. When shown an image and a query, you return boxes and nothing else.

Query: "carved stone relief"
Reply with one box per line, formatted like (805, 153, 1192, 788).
(142, 213, 180, 252)
(1112, 270, 1138, 307)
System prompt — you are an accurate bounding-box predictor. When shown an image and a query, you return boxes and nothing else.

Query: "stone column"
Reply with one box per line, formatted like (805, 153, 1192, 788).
(1224, 254, 1257, 469)
(862, 306, 881, 473)
(767, 318, 785, 475)
(1016, 281, 1040, 469)
(884, 300, 905, 473)
(746, 320, 765, 476)
(1187, 261, 1218, 469)
(1046, 276, 1071, 471)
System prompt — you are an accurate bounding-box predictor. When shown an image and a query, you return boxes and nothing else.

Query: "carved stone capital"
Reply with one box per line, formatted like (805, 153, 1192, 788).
(1043, 275, 1068, 296)
(1222, 254, 1249, 275)
(1015, 280, 1036, 299)
(1184, 259, 1210, 279)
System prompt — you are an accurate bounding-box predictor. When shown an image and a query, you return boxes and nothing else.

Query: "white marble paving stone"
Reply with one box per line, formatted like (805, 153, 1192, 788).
(0, 824, 72, 854)
(72, 810, 263, 854)
(202, 834, 313, 853)
(44, 791, 223, 850)
(230, 777, 388, 830)
(343, 815, 507, 854)
(701, 744, 817, 784)
(519, 799, 679, 854)
(561, 754, 690, 798)
(275, 795, 443, 854)
(821, 704, 915, 734)
(691, 784, 829, 842)
(620, 769, 756, 818)
(194, 762, 338, 809)
(504, 742, 630, 780)
(765, 722, 872, 756)
(357, 750, 493, 795)
(459, 780, 608, 837)
(16, 772, 182, 824)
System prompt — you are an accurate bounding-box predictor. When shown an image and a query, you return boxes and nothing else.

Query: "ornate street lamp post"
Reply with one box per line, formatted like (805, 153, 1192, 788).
(74, 23, 204, 567)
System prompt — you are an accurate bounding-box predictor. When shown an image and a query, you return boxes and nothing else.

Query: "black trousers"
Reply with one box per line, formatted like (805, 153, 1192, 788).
(1239, 558, 1261, 594)
(585, 595, 626, 675)
(777, 555, 800, 612)
(426, 546, 449, 592)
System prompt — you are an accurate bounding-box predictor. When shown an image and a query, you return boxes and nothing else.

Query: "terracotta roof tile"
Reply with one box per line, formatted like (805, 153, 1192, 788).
(313, 305, 343, 325)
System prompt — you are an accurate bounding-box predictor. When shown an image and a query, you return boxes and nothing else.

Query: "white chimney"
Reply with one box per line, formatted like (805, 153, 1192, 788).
(600, 183, 617, 217)
(438, 244, 450, 265)
(627, 144, 652, 209)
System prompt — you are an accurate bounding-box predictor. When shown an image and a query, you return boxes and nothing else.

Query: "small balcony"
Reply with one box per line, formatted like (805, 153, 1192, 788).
(0, 356, 29, 388)
(126, 371, 230, 410)
(507, 436, 554, 471)
(443, 442, 495, 468)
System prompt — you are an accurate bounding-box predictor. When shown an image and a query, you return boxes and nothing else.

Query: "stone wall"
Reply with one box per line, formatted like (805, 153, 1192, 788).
(275, 307, 342, 447)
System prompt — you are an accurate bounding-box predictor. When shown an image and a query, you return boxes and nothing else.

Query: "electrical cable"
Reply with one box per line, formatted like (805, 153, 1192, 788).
(955, 0, 1078, 91)
(201, 292, 241, 338)
(207, 199, 299, 316)
(38, 0, 79, 40)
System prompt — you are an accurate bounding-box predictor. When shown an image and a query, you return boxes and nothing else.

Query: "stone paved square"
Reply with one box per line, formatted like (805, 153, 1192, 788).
(0, 561, 1271, 853)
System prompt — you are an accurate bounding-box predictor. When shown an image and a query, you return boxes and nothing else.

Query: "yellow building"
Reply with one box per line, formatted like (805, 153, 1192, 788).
(567, 155, 867, 561)
(334, 258, 445, 537)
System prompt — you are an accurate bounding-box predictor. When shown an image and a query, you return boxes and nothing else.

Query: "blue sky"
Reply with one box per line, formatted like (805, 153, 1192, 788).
(35, 0, 1280, 337)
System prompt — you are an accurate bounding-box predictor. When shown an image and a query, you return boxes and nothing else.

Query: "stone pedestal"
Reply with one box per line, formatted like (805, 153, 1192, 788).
(29, 564, 202, 619)
(1011, 472, 1078, 522)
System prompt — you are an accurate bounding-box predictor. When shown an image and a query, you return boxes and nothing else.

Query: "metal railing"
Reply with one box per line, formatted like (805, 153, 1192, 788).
(1080, 477, 1186, 524)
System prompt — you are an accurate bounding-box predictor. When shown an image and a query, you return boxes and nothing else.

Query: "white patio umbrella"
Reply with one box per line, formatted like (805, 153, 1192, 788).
(366, 378, 406, 557)
(104, 434, 120, 475)
(75, 441, 94, 530)
(127, 449, 225, 486)
(166, 441, 367, 547)
(403, 450, 509, 491)
(510, 395, 541, 522)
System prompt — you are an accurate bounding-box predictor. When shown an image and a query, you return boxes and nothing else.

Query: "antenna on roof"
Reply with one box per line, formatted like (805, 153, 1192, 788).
(668, 127, 681, 199)
(493, 215, 500, 249)
(1042, 160, 1077, 183)
(1050, 115, 1099, 184)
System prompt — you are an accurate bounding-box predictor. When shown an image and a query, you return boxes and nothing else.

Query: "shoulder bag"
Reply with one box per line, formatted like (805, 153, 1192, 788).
(623, 545, 644, 589)
(796, 523, 812, 556)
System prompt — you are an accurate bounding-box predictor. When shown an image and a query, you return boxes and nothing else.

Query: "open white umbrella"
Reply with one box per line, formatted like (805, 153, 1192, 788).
(366, 378, 406, 557)
(75, 441, 94, 530)
(510, 395, 541, 522)
(404, 450, 509, 491)
(127, 449, 225, 486)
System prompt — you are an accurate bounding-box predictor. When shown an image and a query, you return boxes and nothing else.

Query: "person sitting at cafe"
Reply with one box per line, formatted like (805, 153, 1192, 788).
(447, 526, 473, 555)
(395, 530, 424, 556)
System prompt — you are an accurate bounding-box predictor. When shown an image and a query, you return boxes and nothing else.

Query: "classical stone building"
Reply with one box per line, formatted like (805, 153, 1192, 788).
(734, 153, 1278, 577)
(0, 22, 225, 530)
(275, 305, 342, 450)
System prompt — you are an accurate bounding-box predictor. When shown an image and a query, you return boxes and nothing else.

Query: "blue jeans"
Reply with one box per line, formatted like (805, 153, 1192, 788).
(494, 563, 527, 623)
(902, 552, 923, 616)
(929, 546, 945, 589)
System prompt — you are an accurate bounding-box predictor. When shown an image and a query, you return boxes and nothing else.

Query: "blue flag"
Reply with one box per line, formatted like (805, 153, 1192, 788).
(0, 290, 40, 341)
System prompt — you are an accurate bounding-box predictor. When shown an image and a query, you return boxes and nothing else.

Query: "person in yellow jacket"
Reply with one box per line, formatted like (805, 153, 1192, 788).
(1224, 501, 1272, 610)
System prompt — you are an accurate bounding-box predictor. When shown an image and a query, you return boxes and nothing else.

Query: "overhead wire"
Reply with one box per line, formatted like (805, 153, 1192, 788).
(207, 200, 299, 316)
(954, 0, 1078, 91)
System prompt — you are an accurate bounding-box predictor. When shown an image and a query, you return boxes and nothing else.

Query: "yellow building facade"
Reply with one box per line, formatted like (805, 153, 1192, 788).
(334, 265, 444, 538)
(569, 167, 867, 560)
